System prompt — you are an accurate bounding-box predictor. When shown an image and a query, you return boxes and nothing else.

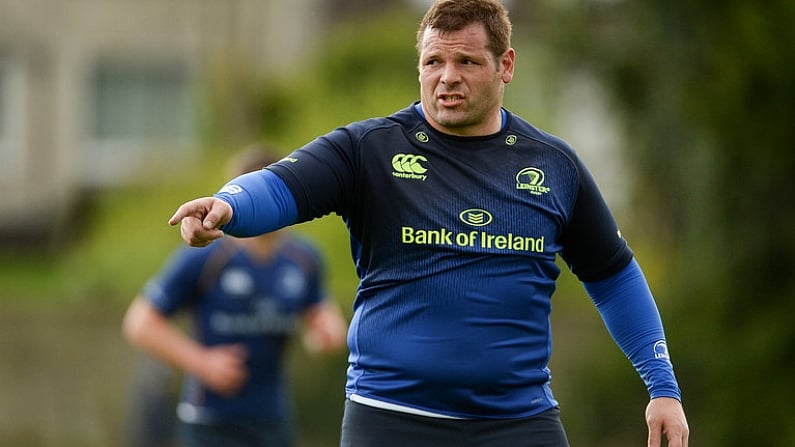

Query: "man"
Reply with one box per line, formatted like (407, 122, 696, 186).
(123, 146, 347, 447)
(168, 1, 689, 446)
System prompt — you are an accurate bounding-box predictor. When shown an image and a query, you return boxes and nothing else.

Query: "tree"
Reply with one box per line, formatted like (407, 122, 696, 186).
(560, 1, 795, 444)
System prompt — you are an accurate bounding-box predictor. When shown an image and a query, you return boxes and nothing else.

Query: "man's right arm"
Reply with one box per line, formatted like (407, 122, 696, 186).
(169, 169, 297, 246)
(213, 168, 298, 237)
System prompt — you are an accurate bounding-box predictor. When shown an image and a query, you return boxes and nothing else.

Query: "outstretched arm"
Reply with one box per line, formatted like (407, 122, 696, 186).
(169, 169, 298, 247)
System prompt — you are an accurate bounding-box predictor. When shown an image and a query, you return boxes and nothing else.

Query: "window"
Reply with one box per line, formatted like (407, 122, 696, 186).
(0, 66, 5, 133)
(84, 61, 195, 184)
(0, 56, 25, 184)
(90, 63, 193, 141)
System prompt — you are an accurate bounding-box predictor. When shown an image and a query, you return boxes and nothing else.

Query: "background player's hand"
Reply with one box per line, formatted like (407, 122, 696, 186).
(302, 300, 348, 354)
(646, 397, 689, 447)
(196, 344, 249, 397)
(168, 197, 233, 247)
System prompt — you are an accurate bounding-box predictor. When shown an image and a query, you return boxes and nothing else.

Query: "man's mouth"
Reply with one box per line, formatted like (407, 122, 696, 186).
(438, 94, 464, 107)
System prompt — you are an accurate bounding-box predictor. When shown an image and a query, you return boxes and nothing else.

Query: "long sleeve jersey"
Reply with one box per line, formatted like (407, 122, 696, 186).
(215, 102, 681, 419)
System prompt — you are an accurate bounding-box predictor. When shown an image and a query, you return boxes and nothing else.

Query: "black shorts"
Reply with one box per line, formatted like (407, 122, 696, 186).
(340, 400, 570, 447)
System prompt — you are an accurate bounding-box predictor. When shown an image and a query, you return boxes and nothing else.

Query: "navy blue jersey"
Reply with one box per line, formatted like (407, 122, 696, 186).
(143, 237, 324, 422)
(260, 103, 634, 419)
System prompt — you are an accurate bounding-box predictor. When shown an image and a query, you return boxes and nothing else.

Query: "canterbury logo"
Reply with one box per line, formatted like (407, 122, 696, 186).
(392, 154, 427, 174)
(392, 153, 428, 181)
(516, 167, 550, 195)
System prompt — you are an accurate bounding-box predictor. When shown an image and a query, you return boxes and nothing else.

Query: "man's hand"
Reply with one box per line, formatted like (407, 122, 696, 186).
(302, 300, 348, 354)
(194, 344, 249, 397)
(168, 197, 233, 247)
(646, 397, 689, 447)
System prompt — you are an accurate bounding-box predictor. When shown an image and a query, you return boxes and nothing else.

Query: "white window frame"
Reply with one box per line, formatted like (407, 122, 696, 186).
(81, 60, 196, 186)
(0, 54, 27, 186)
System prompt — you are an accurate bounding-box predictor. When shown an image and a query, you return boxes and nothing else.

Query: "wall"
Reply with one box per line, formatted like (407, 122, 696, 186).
(0, 0, 322, 240)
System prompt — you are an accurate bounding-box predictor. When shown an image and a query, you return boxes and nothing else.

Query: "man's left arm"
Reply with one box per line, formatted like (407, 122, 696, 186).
(584, 258, 689, 446)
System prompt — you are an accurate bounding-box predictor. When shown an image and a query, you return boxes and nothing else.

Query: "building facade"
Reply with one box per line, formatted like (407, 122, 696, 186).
(0, 0, 323, 241)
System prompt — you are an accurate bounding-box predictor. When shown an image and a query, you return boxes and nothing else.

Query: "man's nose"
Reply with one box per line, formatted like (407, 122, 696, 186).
(440, 63, 462, 85)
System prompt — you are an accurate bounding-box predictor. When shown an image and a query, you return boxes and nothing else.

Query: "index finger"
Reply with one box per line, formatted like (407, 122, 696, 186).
(168, 201, 199, 226)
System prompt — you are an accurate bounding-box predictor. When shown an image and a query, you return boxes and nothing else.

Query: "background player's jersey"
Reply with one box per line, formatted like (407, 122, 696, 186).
(143, 237, 323, 422)
(267, 103, 633, 419)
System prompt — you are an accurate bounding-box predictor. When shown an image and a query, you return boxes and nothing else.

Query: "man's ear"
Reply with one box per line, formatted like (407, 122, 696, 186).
(501, 48, 516, 84)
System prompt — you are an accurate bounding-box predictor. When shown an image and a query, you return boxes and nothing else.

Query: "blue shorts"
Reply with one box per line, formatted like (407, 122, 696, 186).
(340, 400, 570, 447)
(178, 418, 295, 447)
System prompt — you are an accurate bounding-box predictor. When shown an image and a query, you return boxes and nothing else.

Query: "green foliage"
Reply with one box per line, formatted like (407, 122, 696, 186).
(10, 2, 794, 446)
(0, 163, 226, 305)
(551, 1, 795, 445)
(199, 9, 419, 154)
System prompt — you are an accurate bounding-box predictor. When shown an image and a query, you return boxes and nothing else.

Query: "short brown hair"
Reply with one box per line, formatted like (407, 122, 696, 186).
(416, 0, 512, 58)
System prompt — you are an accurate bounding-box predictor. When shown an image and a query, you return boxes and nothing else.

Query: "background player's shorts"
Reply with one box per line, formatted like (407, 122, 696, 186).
(178, 418, 295, 447)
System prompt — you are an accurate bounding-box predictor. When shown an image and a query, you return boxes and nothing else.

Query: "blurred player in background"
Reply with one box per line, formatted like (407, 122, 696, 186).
(123, 144, 347, 447)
